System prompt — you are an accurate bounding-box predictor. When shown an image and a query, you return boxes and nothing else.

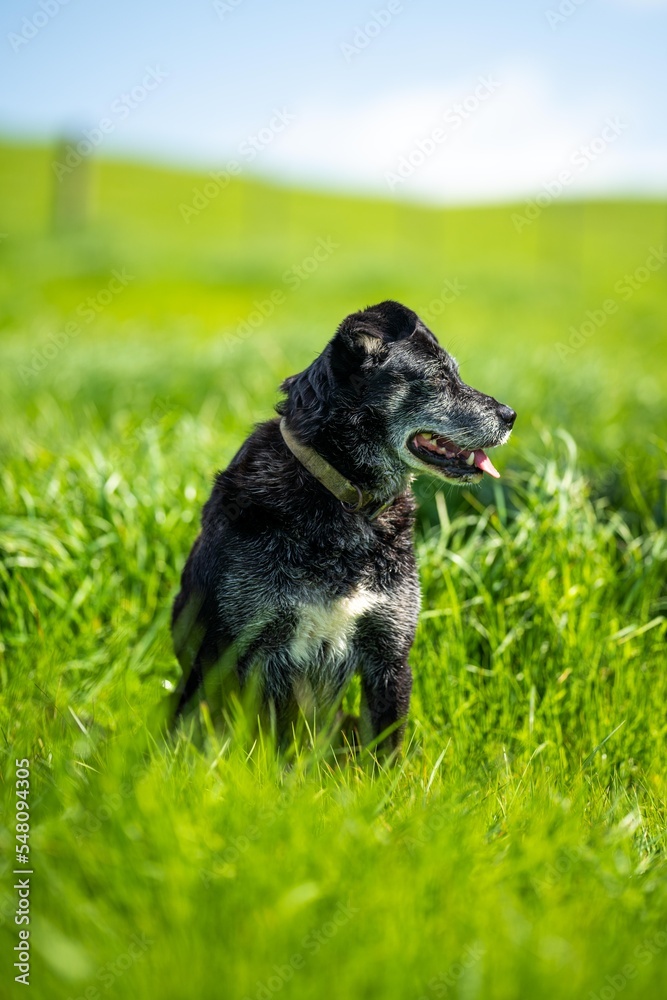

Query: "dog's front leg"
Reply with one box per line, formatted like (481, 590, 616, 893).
(359, 660, 413, 758)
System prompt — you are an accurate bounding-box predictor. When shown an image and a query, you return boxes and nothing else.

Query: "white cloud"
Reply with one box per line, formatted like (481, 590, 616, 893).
(256, 68, 667, 203)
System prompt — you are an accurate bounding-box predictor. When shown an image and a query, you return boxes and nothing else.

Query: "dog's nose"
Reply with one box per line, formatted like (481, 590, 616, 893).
(498, 404, 516, 427)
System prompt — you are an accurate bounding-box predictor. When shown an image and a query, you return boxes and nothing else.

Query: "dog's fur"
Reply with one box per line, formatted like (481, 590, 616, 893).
(171, 301, 515, 753)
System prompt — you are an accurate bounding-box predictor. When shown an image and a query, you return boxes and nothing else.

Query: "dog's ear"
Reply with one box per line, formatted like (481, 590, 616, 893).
(276, 358, 334, 436)
(336, 319, 385, 356)
(336, 300, 420, 356)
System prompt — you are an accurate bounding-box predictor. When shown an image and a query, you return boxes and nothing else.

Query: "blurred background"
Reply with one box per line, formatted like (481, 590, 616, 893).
(1, 1, 666, 526)
(1, 0, 666, 523)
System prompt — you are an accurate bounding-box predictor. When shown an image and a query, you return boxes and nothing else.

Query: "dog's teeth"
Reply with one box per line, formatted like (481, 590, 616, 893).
(465, 452, 475, 466)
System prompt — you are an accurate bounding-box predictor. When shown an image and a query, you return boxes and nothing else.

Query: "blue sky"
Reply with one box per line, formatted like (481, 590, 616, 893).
(1, 0, 666, 202)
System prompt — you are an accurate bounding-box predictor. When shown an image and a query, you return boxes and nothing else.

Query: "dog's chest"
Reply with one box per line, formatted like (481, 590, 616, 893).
(289, 586, 383, 668)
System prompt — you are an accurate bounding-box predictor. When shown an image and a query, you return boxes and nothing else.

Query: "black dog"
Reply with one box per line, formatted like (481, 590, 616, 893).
(171, 301, 515, 754)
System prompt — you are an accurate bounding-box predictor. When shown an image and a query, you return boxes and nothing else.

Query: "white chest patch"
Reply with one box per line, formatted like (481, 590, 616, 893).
(289, 586, 384, 668)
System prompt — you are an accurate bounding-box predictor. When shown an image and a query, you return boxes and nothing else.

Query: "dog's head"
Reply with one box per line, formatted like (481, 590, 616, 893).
(279, 300, 516, 488)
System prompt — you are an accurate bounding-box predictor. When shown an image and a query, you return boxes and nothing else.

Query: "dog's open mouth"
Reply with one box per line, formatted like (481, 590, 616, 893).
(407, 432, 501, 479)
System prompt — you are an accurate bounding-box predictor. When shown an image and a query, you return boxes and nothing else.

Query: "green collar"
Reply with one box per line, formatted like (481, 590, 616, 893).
(279, 417, 392, 520)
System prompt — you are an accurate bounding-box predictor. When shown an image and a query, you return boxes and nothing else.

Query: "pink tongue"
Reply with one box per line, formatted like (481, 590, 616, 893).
(474, 450, 500, 478)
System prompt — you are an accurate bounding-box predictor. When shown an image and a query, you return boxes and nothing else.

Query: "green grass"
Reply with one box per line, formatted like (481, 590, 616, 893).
(1, 142, 666, 1000)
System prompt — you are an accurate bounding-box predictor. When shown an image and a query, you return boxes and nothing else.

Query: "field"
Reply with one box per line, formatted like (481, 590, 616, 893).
(0, 141, 666, 1000)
